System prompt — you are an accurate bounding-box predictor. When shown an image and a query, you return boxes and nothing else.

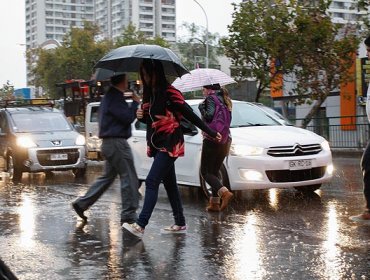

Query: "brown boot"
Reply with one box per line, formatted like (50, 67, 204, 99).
(218, 187, 233, 211)
(206, 197, 220, 212)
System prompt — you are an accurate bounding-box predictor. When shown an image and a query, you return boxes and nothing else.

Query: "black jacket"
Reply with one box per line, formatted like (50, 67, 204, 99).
(98, 86, 139, 139)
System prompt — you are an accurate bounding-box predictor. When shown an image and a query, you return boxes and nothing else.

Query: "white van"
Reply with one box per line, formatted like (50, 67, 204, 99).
(85, 102, 102, 160)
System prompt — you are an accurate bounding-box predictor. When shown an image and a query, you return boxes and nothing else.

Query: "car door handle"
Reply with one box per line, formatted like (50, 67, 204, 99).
(132, 139, 139, 143)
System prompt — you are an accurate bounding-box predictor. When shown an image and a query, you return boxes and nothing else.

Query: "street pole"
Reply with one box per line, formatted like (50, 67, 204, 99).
(193, 0, 208, 68)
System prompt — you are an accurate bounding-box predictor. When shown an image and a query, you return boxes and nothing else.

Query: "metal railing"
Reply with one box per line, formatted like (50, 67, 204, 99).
(292, 115, 369, 149)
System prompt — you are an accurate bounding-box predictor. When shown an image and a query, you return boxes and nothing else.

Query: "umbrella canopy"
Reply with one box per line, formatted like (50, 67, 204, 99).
(94, 44, 189, 77)
(172, 68, 236, 93)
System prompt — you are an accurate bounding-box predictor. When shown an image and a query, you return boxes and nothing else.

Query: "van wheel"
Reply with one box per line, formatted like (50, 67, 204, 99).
(7, 155, 22, 183)
(200, 165, 230, 199)
(295, 184, 321, 192)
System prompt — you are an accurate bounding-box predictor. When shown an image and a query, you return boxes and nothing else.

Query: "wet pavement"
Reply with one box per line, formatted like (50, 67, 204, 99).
(0, 154, 369, 280)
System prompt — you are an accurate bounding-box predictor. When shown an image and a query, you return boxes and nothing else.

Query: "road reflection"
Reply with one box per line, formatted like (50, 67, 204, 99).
(323, 202, 341, 280)
(228, 214, 263, 279)
(0, 155, 369, 279)
(18, 193, 36, 248)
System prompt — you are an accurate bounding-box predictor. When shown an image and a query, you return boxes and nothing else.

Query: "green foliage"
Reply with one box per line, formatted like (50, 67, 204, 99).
(114, 23, 170, 48)
(0, 81, 15, 100)
(222, 0, 361, 127)
(28, 22, 173, 98)
(176, 23, 221, 70)
(28, 22, 112, 98)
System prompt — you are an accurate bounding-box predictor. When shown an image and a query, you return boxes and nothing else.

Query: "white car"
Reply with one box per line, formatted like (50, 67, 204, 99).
(128, 99, 333, 197)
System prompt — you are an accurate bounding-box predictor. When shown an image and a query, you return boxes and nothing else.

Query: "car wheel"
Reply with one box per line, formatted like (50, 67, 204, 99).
(294, 184, 321, 192)
(200, 164, 230, 199)
(72, 167, 86, 178)
(7, 155, 22, 183)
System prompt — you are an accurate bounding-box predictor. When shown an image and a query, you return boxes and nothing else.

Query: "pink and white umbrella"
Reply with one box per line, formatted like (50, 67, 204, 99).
(172, 68, 236, 93)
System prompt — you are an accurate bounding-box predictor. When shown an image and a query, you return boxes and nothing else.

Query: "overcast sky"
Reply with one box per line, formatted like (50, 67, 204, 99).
(0, 0, 241, 88)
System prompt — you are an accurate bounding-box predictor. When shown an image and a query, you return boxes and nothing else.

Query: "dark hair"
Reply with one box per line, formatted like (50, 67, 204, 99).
(203, 84, 221, 90)
(110, 73, 126, 86)
(365, 35, 370, 47)
(140, 59, 169, 100)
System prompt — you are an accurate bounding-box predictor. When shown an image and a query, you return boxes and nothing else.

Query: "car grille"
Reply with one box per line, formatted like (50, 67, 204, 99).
(36, 149, 80, 166)
(267, 144, 322, 157)
(266, 167, 326, 182)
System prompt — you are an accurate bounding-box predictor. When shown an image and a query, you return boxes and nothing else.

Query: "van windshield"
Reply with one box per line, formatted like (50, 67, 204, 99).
(11, 112, 73, 132)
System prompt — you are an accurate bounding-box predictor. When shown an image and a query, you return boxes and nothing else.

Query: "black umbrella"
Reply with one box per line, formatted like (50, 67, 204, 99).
(91, 68, 116, 82)
(94, 44, 189, 78)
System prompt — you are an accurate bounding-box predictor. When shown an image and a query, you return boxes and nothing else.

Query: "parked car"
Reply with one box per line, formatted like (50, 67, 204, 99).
(0, 102, 87, 182)
(128, 99, 334, 197)
(85, 102, 103, 160)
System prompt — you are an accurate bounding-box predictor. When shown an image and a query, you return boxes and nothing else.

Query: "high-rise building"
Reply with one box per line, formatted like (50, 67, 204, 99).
(95, 0, 176, 42)
(25, 0, 176, 49)
(25, 0, 95, 49)
(327, 0, 367, 24)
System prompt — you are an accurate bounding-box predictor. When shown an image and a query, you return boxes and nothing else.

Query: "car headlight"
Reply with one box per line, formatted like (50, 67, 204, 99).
(75, 134, 86, 146)
(321, 140, 331, 151)
(229, 144, 264, 156)
(16, 136, 37, 148)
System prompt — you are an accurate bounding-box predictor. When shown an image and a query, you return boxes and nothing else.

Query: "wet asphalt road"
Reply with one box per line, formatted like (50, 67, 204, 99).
(0, 153, 369, 280)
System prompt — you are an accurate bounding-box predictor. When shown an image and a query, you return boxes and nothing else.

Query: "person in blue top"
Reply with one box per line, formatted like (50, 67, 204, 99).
(72, 73, 141, 225)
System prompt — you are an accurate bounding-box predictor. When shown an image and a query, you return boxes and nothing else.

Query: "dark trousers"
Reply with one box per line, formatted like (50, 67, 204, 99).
(137, 151, 185, 228)
(76, 138, 139, 223)
(200, 138, 231, 197)
(361, 141, 370, 210)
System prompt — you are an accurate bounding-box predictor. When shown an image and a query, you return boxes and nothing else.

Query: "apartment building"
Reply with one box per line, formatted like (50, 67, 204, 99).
(25, 0, 176, 49)
(95, 0, 176, 42)
(25, 0, 95, 49)
(327, 0, 367, 24)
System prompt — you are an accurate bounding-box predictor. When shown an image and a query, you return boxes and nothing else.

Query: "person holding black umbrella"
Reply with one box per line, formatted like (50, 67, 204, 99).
(122, 59, 221, 238)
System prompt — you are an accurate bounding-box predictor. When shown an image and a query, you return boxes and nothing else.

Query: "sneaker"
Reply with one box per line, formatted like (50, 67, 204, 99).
(160, 225, 187, 234)
(349, 211, 370, 223)
(122, 222, 144, 238)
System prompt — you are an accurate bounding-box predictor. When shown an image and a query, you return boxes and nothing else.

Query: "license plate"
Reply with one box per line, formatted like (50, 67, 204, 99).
(289, 159, 312, 170)
(50, 153, 68, 160)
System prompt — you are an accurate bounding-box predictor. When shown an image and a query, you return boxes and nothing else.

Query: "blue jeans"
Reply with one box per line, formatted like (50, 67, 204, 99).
(137, 151, 186, 228)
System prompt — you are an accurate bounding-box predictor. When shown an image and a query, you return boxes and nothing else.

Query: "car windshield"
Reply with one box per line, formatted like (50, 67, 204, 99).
(256, 104, 293, 126)
(191, 101, 281, 127)
(11, 112, 73, 132)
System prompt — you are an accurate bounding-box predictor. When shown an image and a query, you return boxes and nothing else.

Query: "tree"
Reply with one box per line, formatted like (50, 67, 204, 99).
(27, 22, 112, 98)
(176, 23, 222, 70)
(114, 23, 170, 48)
(221, 0, 360, 127)
(0, 81, 14, 100)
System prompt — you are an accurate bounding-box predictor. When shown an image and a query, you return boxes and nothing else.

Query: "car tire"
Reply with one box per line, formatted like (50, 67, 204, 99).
(72, 167, 86, 178)
(200, 164, 230, 199)
(7, 155, 22, 183)
(294, 184, 321, 192)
